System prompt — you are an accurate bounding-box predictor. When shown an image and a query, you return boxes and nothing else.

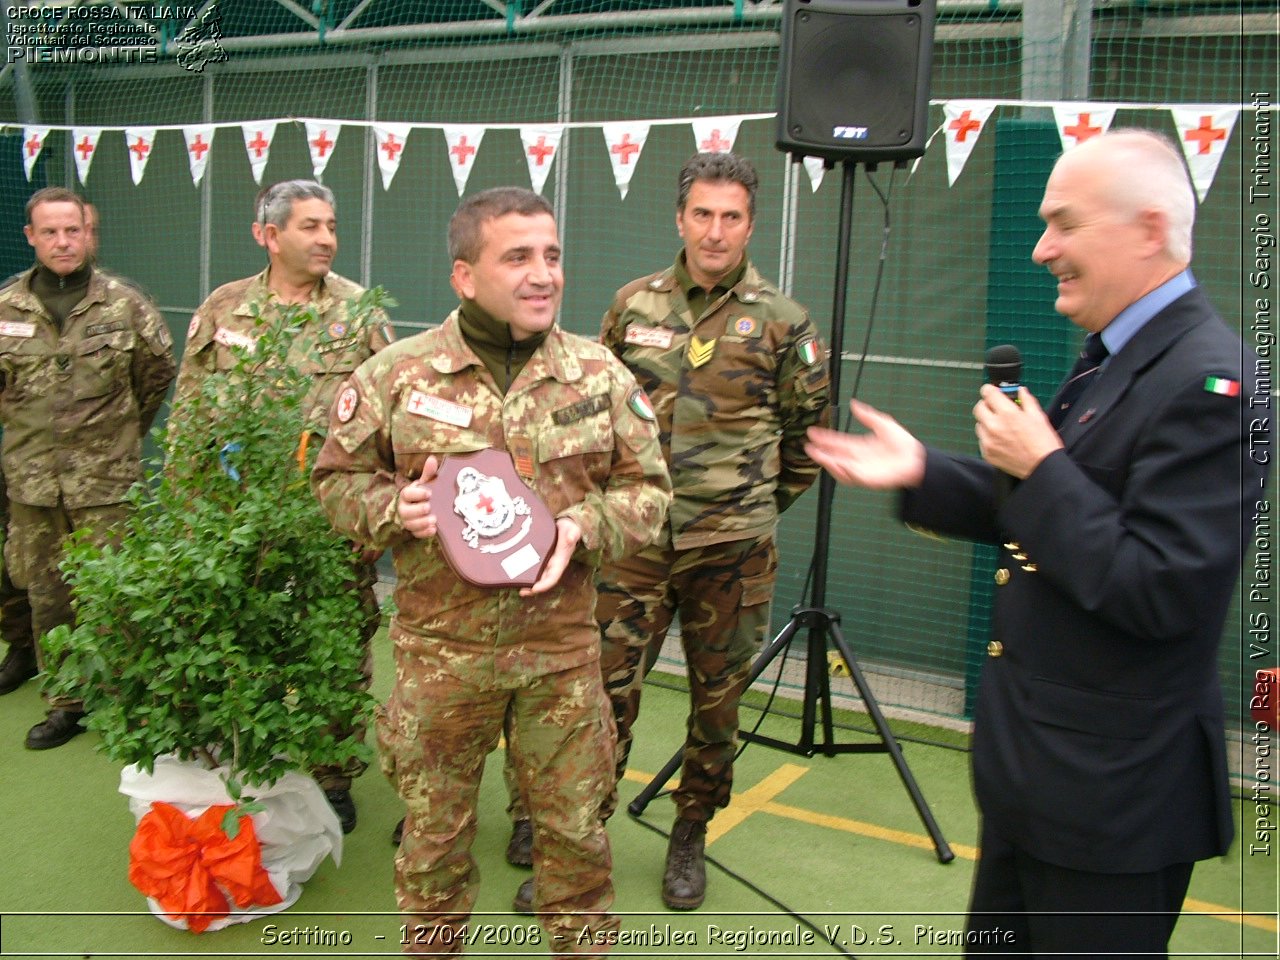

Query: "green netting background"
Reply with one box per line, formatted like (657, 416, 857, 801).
(0, 1, 1274, 752)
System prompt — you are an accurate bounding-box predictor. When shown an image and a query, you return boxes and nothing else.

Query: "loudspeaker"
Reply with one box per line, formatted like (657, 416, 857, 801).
(776, 0, 937, 163)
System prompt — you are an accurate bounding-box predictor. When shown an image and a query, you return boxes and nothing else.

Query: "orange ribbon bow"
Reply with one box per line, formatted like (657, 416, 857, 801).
(128, 801, 282, 932)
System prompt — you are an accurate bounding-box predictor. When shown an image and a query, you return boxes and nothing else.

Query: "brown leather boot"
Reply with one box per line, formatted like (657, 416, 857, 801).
(661, 818, 706, 910)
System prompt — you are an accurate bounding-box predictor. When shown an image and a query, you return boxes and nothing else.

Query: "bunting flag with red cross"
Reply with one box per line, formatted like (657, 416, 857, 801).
(241, 122, 277, 185)
(1053, 105, 1116, 153)
(942, 101, 996, 186)
(801, 155, 827, 193)
(71, 127, 102, 185)
(373, 123, 412, 190)
(691, 117, 742, 155)
(124, 128, 157, 186)
(443, 125, 486, 197)
(183, 125, 215, 188)
(519, 125, 564, 195)
(601, 122, 651, 200)
(304, 120, 342, 180)
(1171, 108, 1238, 203)
(21, 126, 50, 181)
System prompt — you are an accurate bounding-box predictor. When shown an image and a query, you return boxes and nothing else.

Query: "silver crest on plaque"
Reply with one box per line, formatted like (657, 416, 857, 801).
(453, 466, 533, 553)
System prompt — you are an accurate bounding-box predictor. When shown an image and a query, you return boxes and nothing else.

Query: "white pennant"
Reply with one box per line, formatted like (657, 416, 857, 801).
(602, 122, 650, 200)
(373, 123, 412, 190)
(241, 122, 277, 185)
(443, 125, 486, 197)
(1053, 105, 1116, 152)
(71, 127, 102, 185)
(802, 156, 827, 193)
(124, 128, 157, 186)
(691, 117, 742, 155)
(1171, 108, 1238, 203)
(519, 125, 564, 195)
(182, 125, 215, 187)
(305, 121, 341, 180)
(942, 101, 996, 186)
(21, 126, 50, 181)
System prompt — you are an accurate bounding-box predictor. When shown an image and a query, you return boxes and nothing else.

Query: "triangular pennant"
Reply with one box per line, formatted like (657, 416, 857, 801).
(21, 126, 50, 181)
(1053, 106, 1116, 152)
(942, 101, 996, 186)
(443, 125, 486, 197)
(691, 117, 742, 155)
(241, 122, 277, 185)
(802, 155, 827, 193)
(304, 121, 341, 180)
(71, 127, 102, 185)
(183, 125, 215, 188)
(1171, 108, 1239, 203)
(601, 122, 651, 200)
(124, 128, 157, 186)
(519, 125, 564, 195)
(373, 123, 412, 190)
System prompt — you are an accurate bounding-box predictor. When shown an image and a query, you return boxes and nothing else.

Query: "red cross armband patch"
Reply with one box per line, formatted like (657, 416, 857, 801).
(336, 385, 360, 423)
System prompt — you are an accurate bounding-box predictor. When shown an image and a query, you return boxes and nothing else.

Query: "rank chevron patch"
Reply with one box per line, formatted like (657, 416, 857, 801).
(687, 335, 716, 368)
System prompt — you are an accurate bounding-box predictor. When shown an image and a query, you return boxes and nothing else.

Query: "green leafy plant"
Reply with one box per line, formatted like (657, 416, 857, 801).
(45, 291, 392, 797)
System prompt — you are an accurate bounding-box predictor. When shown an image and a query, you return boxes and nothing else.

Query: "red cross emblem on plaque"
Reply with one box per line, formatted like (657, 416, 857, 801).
(1184, 115, 1226, 155)
(188, 134, 209, 161)
(450, 136, 477, 166)
(311, 129, 334, 158)
(527, 136, 554, 166)
(1062, 113, 1102, 144)
(949, 110, 981, 142)
(25, 133, 42, 157)
(611, 133, 640, 165)
(381, 133, 403, 161)
(247, 131, 270, 157)
(129, 137, 151, 161)
(76, 136, 96, 160)
(700, 129, 731, 152)
(336, 387, 359, 423)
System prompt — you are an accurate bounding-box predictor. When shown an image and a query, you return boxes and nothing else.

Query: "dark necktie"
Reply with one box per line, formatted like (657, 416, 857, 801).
(1049, 334, 1109, 427)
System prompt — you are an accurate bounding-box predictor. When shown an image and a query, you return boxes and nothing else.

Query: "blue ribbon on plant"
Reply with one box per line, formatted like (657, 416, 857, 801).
(219, 442, 243, 482)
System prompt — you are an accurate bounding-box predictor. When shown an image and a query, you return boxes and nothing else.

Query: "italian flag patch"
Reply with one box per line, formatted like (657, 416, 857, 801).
(797, 337, 820, 365)
(1204, 376, 1240, 397)
(627, 387, 656, 421)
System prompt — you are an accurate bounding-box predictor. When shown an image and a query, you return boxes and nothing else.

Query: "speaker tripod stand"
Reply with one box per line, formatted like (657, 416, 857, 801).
(627, 160, 954, 865)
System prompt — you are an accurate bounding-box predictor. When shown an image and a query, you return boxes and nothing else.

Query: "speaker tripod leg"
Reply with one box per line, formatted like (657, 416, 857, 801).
(827, 619, 955, 864)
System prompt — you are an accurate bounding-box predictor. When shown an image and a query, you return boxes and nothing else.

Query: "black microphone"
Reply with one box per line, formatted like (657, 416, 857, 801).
(985, 344, 1022, 403)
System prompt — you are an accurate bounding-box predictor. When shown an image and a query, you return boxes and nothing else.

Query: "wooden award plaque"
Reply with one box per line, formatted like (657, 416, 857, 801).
(426, 448, 556, 588)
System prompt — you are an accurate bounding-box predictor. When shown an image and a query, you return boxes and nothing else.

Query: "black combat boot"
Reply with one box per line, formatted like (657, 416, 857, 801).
(0, 645, 36, 696)
(506, 818, 533, 867)
(661, 818, 707, 909)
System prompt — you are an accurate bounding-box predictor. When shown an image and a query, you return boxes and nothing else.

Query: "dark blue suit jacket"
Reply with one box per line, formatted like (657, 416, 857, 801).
(901, 287, 1264, 873)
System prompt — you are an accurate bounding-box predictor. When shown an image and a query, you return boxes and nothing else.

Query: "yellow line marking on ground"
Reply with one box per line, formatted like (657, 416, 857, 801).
(623, 765, 1276, 933)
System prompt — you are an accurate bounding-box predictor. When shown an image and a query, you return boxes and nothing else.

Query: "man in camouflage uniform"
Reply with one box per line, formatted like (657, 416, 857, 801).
(170, 179, 393, 833)
(594, 152, 829, 909)
(313, 187, 670, 956)
(0, 187, 176, 748)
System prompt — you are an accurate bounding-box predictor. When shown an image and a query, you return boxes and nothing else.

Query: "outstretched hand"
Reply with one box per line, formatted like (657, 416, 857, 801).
(805, 400, 926, 489)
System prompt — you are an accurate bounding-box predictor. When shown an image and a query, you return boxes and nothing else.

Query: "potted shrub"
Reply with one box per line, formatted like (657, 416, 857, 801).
(44, 293, 388, 931)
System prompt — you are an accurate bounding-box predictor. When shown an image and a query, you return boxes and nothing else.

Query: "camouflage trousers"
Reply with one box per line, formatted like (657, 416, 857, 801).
(311, 553, 381, 792)
(5, 498, 129, 709)
(0, 469, 33, 653)
(597, 533, 777, 823)
(378, 622, 618, 956)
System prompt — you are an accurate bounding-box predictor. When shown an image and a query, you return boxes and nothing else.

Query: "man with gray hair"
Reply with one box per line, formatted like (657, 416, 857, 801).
(806, 128, 1265, 955)
(171, 179, 395, 833)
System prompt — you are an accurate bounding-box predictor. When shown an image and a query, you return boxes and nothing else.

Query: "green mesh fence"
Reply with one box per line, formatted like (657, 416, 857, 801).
(0, 1, 1274, 754)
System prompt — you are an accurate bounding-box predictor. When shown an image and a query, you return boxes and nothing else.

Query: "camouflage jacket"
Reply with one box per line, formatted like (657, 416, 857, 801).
(312, 312, 671, 672)
(172, 269, 394, 434)
(0, 267, 176, 508)
(600, 255, 831, 549)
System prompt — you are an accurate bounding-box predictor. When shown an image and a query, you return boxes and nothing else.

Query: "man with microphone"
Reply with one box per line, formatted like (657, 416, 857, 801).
(805, 129, 1265, 955)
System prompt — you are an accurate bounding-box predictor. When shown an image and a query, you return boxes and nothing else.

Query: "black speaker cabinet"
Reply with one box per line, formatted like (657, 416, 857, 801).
(776, 0, 937, 163)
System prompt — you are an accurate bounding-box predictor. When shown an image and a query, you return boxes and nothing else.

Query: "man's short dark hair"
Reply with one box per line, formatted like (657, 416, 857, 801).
(259, 179, 335, 229)
(26, 187, 85, 224)
(677, 152, 758, 219)
(448, 187, 554, 263)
